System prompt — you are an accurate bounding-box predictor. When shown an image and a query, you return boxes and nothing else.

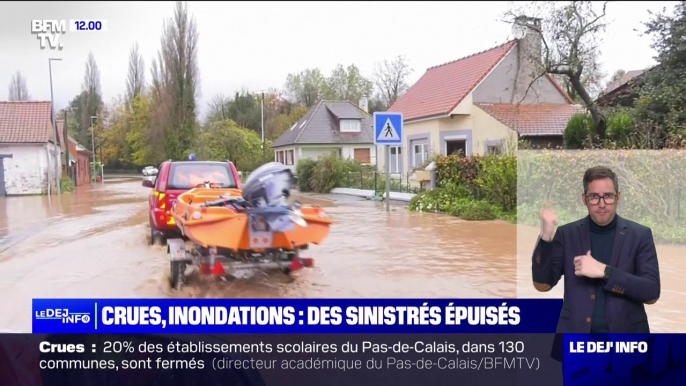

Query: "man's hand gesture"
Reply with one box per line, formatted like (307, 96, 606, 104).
(539, 201, 557, 241)
(574, 250, 607, 279)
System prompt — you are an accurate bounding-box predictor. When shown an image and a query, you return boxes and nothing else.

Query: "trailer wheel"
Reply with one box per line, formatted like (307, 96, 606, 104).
(149, 216, 156, 245)
(170, 261, 185, 290)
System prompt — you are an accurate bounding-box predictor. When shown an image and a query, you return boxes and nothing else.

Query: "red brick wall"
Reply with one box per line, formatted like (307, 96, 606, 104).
(76, 152, 91, 185)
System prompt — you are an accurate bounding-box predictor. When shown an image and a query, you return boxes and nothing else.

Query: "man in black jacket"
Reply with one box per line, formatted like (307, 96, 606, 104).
(532, 166, 661, 333)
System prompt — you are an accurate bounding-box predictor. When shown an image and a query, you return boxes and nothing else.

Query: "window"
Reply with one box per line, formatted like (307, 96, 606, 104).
(487, 145, 501, 154)
(390, 146, 402, 173)
(169, 163, 237, 189)
(446, 140, 467, 156)
(340, 119, 361, 132)
(353, 148, 371, 163)
(413, 143, 429, 168)
(285, 150, 294, 165)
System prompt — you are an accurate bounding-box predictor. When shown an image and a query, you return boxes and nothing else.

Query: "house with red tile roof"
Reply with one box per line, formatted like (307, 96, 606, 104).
(0, 101, 64, 195)
(384, 16, 585, 179)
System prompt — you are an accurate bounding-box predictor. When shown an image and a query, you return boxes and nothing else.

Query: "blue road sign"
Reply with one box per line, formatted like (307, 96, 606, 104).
(374, 112, 403, 145)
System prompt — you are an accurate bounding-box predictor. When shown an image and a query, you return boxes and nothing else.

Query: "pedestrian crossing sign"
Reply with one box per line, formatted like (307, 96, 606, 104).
(374, 112, 403, 145)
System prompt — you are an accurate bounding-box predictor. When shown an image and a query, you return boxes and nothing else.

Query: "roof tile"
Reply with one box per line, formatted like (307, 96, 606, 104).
(476, 103, 586, 136)
(389, 40, 518, 121)
(0, 101, 56, 143)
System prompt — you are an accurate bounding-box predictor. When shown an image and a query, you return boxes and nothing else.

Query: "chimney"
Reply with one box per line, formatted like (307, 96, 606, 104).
(514, 15, 544, 104)
(359, 96, 369, 113)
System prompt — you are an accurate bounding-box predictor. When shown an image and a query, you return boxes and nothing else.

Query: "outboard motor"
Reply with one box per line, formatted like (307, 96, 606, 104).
(242, 162, 296, 207)
(241, 162, 302, 233)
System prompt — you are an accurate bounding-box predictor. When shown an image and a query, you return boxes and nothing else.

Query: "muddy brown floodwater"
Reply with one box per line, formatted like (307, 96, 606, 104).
(0, 177, 684, 333)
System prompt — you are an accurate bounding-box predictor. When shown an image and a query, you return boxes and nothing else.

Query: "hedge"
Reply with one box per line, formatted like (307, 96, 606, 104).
(517, 149, 686, 244)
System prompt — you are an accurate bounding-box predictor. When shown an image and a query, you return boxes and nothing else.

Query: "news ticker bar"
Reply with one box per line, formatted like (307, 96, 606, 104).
(3, 333, 685, 385)
(32, 298, 562, 334)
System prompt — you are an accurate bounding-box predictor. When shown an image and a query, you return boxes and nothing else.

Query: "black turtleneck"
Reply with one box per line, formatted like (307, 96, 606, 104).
(589, 214, 617, 333)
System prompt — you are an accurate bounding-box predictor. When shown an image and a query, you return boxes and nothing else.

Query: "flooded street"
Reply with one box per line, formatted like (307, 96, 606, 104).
(0, 177, 684, 333)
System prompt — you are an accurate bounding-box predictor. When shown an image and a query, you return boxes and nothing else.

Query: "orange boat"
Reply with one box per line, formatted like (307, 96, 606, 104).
(170, 187, 334, 252)
(164, 162, 334, 290)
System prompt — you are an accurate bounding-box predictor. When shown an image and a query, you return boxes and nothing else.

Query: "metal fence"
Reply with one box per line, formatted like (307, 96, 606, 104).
(239, 170, 426, 194)
(340, 171, 426, 194)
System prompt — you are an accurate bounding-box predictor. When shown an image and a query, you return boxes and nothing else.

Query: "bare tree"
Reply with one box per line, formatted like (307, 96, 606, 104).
(83, 51, 102, 96)
(373, 55, 414, 108)
(505, 1, 610, 140)
(127, 42, 146, 105)
(8, 71, 30, 101)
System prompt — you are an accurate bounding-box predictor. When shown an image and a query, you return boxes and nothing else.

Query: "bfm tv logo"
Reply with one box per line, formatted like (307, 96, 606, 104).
(35, 308, 91, 324)
(31, 20, 66, 50)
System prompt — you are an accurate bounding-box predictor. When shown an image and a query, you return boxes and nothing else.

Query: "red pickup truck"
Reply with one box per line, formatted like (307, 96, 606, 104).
(142, 160, 241, 244)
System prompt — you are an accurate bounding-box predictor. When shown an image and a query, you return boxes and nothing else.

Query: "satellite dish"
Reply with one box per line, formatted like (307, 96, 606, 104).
(512, 23, 526, 39)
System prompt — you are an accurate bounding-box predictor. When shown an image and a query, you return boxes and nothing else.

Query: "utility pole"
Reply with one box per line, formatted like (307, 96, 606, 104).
(49, 58, 62, 195)
(261, 91, 265, 164)
(91, 116, 97, 181)
(64, 109, 69, 179)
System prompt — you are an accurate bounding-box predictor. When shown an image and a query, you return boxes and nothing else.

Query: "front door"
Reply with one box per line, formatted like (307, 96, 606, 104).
(0, 155, 12, 196)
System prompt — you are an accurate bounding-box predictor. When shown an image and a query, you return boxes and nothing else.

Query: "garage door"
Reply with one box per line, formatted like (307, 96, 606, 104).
(353, 148, 370, 163)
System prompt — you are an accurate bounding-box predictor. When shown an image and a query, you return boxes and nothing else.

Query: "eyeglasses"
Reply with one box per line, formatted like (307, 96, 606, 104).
(585, 194, 617, 205)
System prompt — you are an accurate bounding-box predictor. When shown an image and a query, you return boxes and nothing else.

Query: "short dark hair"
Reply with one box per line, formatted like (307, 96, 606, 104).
(583, 166, 618, 193)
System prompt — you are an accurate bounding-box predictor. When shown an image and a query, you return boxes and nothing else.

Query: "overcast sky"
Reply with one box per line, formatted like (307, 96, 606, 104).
(0, 1, 679, 120)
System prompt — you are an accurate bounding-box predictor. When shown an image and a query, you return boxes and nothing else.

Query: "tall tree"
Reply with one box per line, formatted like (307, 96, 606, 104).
(284, 68, 326, 107)
(505, 1, 610, 140)
(83, 51, 101, 96)
(323, 63, 374, 103)
(153, 1, 200, 160)
(373, 55, 413, 108)
(8, 71, 30, 101)
(126, 42, 146, 107)
(554, 63, 605, 102)
(78, 52, 103, 150)
(632, 1, 686, 147)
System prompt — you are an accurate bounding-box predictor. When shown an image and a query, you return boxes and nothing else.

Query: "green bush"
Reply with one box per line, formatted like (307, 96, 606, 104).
(412, 153, 518, 222)
(435, 154, 483, 195)
(447, 199, 500, 221)
(474, 154, 517, 211)
(305, 153, 369, 193)
(60, 177, 75, 193)
(296, 159, 317, 191)
(410, 183, 506, 221)
(309, 153, 346, 193)
(606, 109, 635, 141)
(564, 113, 594, 149)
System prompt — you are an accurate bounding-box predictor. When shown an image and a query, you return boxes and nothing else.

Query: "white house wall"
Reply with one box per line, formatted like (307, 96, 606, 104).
(301, 147, 339, 161)
(0, 143, 60, 195)
(471, 46, 568, 104)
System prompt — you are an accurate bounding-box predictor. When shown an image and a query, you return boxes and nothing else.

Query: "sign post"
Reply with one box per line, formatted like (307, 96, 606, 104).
(373, 112, 403, 212)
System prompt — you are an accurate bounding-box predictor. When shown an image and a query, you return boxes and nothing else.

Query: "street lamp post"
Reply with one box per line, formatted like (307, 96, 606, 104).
(252, 90, 267, 164)
(49, 58, 62, 195)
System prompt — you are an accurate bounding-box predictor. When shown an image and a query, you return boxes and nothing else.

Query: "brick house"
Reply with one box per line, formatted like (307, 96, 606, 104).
(0, 101, 63, 195)
(58, 120, 92, 186)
